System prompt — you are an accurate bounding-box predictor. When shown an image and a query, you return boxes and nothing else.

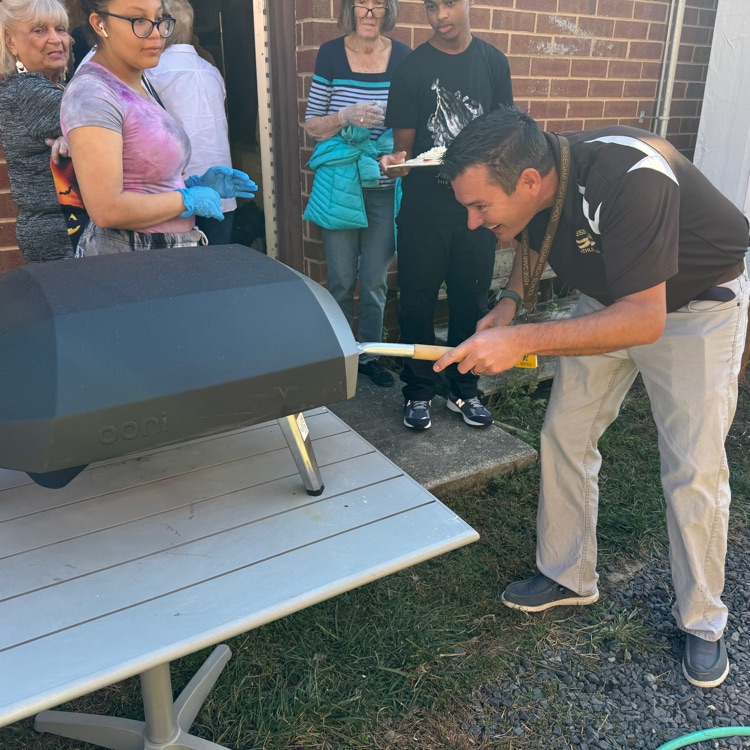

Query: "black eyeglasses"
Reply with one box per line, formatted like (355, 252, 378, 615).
(97, 12, 176, 38)
(352, 2, 387, 19)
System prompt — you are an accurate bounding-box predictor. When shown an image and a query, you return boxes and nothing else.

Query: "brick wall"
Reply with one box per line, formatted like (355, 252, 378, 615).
(0, 146, 24, 274)
(296, 0, 718, 289)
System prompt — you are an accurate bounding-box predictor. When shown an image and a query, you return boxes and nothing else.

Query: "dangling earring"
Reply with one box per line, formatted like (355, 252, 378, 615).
(15, 57, 28, 74)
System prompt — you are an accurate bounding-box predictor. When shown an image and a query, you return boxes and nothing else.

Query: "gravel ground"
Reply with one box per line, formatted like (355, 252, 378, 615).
(465, 527, 750, 749)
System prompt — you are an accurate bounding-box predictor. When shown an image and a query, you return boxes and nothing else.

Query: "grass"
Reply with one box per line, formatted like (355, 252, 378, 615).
(3, 378, 749, 750)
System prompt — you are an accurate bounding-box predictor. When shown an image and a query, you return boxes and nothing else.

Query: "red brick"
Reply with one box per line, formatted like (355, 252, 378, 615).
(530, 57, 571, 77)
(686, 81, 706, 99)
(470, 8, 491, 28)
(301, 20, 339, 46)
(492, 9, 536, 33)
(510, 34, 553, 55)
(0, 191, 18, 219)
(679, 117, 700, 134)
(473, 30, 510, 51)
(0, 220, 18, 247)
(552, 36, 592, 56)
(0, 247, 23, 274)
(698, 8, 717, 27)
(571, 59, 609, 78)
(583, 118, 620, 129)
(682, 7, 699, 25)
(0, 161, 9, 191)
(603, 99, 638, 117)
(397, 4, 428, 24)
(680, 25, 711, 45)
(297, 48, 318, 73)
(692, 45, 711, 64)
(608, 60, 642, 78)
(670, 81, 688, 99)
(515, 0, 558, 11)
(647, 22, 668, 42)
(551, 78, 589, 97)
(592, 39, 628, 57)
(613, 19, 650, 39)
(567, 99, 604, 118)
(669, 99, 700, 117)
(304, 258, 327, 284)
(390, 27, 411, 47)
(575, 17, 616, 38)
(588, 79, 625, 97)
(535, 14, 577, 35)
(513, 78, 551, 97)
(623, 79, 657, 97)
(676, 62, 707, 81)
(544, 119, 584, 132)
(633, 1, 668, 22)
(640, 61, 661, 79)
(628, 40, 663, 59)
(526, 100, 568, 119)
(598, 0, 634, 19)
(558, 0, 596, 12)
(509, 56, 532, 76)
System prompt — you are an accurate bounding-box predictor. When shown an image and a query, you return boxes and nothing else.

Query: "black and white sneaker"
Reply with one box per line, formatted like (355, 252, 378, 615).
(403, 399, 431, 430)
(501, 573, 599, 612)
(358, 359, 394, 387)
(447, 393, 493, 426)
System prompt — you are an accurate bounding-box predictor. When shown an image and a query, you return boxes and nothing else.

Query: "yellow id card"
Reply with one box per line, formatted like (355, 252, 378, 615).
(516, 355, 538, 369)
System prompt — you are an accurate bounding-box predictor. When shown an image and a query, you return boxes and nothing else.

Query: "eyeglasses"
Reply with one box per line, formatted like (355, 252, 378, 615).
(97, 12, 176, 38)
(352, 2, 387, 19)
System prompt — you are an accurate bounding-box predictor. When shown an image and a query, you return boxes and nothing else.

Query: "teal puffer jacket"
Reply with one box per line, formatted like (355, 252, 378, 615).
(303, 125, 394, 230)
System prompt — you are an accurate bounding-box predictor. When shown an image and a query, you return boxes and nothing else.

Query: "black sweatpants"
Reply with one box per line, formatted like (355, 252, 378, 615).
(397, 222, 496, 402)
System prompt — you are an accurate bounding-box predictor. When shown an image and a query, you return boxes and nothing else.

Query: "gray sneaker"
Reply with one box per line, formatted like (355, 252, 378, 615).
(682, 634, 729, 688)
(403, 399, 431, 430)
(501, 573, 599, 612)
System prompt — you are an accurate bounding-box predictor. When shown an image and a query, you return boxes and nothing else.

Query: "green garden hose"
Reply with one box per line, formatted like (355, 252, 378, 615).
(656, 726, 750, 749)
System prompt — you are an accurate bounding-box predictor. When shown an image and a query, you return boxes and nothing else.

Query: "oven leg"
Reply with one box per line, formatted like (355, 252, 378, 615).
(278, 413, 325, 496)
(34, 645, 233, 749)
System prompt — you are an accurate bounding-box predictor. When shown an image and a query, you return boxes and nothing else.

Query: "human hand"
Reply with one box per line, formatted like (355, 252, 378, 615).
(475, 302, 514, 333)
(45, 136, 69, 165)
(185, 166, 257, 199)
(177, 186, 224, 220)
(433, 327, 528, 377)
(379, 151, 409, 177)
(337, 102, 384, 129)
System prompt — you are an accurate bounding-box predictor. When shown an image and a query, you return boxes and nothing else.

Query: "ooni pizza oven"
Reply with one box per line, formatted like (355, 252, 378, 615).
(0, 246, 365, 489)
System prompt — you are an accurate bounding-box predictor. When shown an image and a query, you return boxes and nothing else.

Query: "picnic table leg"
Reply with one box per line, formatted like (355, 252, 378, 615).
(34, 646, 235, 749)
(278, 413, 325, 496)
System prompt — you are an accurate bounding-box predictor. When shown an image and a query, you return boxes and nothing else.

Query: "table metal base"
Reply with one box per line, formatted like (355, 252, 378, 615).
(34, 646, 233, 750)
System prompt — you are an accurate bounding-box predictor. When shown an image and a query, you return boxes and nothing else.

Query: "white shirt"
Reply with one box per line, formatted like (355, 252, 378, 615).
(146, 44, 236, 213)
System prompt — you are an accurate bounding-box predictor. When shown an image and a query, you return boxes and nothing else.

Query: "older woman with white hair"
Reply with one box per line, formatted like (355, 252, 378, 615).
(303, 0, 409, 387)
(0, 0, 86, 262)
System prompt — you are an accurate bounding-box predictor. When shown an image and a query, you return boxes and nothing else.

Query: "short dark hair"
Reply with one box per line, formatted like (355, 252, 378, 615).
(441, 106, 556, 194)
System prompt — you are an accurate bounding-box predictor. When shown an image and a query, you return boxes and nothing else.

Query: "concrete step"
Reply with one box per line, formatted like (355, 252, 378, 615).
(328, 376, 537, 497)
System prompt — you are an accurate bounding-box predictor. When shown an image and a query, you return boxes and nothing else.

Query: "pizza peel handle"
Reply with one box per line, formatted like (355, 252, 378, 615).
(356, 342, 453, 360)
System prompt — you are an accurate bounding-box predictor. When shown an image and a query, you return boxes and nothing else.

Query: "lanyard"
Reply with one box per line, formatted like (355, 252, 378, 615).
(520, 135, 571, 311)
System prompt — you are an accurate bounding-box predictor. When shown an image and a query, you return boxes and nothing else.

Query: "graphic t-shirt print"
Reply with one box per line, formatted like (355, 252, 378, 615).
(427, 78, 483, 147)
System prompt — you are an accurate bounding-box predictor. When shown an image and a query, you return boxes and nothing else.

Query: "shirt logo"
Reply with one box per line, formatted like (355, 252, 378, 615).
(575, 228, 600, 254)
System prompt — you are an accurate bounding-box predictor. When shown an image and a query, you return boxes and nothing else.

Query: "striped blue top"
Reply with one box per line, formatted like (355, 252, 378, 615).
(306, 35, 411, 188)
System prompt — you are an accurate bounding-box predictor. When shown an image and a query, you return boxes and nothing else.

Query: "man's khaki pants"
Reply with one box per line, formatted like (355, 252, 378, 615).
(537, 270, 749, 641)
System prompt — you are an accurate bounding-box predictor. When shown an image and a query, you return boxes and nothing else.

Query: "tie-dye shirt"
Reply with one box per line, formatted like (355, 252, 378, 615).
(61, 61, 193, 234)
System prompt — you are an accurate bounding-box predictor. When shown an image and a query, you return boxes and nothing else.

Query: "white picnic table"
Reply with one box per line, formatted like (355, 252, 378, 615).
(0, 408, 478, 750)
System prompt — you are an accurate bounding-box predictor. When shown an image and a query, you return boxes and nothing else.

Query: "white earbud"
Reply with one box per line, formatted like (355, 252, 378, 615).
(98, 23, 109, 38)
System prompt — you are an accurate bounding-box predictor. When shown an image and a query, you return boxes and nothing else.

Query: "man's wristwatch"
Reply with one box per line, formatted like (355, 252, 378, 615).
(495, 288, 524, 317)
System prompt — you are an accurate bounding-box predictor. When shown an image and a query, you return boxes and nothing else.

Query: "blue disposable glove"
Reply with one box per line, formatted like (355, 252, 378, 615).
(177, 186, 224, 220)
(185, 166, 257, 199)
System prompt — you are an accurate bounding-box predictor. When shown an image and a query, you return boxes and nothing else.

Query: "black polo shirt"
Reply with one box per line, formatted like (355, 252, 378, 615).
(522, 127, 749, 312)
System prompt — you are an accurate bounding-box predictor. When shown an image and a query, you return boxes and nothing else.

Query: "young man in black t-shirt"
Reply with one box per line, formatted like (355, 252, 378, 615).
(437, 106, 750, 689)
(381, 0, 513, 431)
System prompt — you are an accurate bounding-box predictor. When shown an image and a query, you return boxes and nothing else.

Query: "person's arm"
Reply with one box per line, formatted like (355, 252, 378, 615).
(68, 126, 186, 230)
(379, 127, 415, 176)
(476, 239, 527, 331)
(435, 282, 667, 375)
(19, 78, 64, 140)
